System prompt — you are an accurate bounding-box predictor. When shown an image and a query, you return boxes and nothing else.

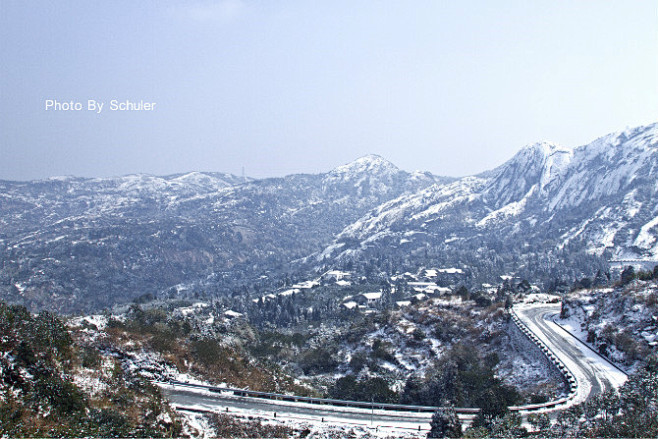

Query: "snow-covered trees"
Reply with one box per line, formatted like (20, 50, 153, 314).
(0, 301, 182, 437)
(427, 406, 462, 438)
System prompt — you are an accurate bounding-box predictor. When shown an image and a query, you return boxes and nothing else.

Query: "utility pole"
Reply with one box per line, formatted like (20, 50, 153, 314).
(371, 397, 374, 426)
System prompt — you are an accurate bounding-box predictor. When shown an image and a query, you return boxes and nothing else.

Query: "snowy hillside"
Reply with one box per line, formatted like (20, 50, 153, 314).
(560, 272, 658, 371)
(321, 154, 450, 200)
(1, 123, 657, 313)
(319, 123, 658, 281)
(0, 158, 442, 313)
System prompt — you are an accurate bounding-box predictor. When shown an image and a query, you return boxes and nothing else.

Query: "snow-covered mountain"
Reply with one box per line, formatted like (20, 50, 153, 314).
(2, 123, 657, 312)
(0, 159, 444, 312)
(481, 141, 573, 207)
(319, 123, 658, 283)
(0, 172, 252, 229)
(321, 154, 447, 199)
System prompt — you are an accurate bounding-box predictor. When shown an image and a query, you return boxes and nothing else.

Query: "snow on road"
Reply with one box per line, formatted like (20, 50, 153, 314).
(159, 384, 433, 437)
(514, 303, 627, 408)
(161, 301, 630, 436)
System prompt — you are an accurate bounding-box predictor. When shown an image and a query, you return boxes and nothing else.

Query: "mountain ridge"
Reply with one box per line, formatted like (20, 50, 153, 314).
(1, 123, 657, 312)
(0, 156, 445, 312)
(317, 122, 658, 282)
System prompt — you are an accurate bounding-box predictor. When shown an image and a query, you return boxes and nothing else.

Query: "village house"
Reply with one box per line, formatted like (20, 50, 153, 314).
(354, 291, 383, 307)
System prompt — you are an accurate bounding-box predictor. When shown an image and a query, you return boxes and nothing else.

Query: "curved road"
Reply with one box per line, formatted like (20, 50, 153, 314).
(162, 302, 627, 429)
(161, 384, 443, 433)
(513, 303, 627, 407)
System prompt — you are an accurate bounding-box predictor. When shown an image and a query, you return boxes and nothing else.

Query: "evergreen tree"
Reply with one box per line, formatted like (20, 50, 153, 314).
(427, 406, 462, 438)
(620, 266, 636, 285)
(379, 284, 393, 310)
(593, 269, 609, 287)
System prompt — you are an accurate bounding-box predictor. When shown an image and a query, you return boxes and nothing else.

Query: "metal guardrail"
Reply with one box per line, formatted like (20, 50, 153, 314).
(508, 307, 578, 412)
(163, 307, 580, 416)
(165, 380, 480, 414)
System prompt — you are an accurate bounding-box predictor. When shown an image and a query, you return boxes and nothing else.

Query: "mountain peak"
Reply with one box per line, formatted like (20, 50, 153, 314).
(322, 154, 411, 199)
(329, 154, 400, 177)
(355, 153, 390, 162)
(481, 140, 574, 207)
(518, 141, 572, 158)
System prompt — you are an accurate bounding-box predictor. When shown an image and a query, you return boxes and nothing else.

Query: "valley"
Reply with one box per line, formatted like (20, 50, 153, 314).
(1, 122, 658, 437)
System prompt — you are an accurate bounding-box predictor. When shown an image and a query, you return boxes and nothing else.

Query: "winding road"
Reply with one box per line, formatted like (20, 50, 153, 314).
(513, 303, 627, 407)
(161, 302, 629, 430)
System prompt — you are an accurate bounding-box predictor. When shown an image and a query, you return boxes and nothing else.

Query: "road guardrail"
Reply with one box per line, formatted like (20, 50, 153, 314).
(164, 380, 480, 414)
(162, 307, 578, 416)
(508, 307, 578, 412)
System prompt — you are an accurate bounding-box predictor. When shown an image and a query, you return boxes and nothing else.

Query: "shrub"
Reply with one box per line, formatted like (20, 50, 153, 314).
(32, 366, 85, 415)
(80, 346, 101, 368)
(88, 408, 131, 436)
(527, 412, 550, 430)
(412, 328, 426, 341)
(348, 351, 368, 372)
(328, 375, 398, 403)
(192, 339, 224, 365)
(209, 413, 292, 438)
(298, 347, 339, 375)
(371, 338, 396, 363)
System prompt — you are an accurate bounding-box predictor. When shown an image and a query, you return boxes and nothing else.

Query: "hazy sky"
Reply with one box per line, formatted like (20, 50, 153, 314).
(1, 1, 657, 181)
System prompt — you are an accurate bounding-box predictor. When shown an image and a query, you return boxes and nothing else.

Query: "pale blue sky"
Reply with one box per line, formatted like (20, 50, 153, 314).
(1, 1, 657, 180)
